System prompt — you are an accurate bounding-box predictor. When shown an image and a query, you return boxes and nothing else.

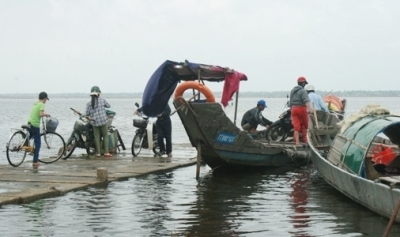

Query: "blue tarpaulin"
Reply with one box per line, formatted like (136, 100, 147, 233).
(141, 60, 247, 117)
(141, 60, 181, 117)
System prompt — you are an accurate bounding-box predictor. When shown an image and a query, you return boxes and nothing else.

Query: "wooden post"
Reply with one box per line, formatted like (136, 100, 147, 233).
(383, 197, 400, 237)
(312, 104, 319, 129)
(233, 91, 239, 126)
(196, 141, 201, 179)
(97, 167, 108, 182)
(197, 69, 201, 101)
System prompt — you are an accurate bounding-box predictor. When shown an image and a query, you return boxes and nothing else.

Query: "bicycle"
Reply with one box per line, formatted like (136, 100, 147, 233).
(6, 117, 66, 167)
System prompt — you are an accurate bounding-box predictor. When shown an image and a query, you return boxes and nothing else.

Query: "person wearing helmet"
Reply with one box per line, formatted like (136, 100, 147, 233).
(85, 86, 112, 157)
(241, 99, 272, 132)
(28, 92, 51, 167)
(289, 77, 313, 145)
(305, 85, 329, 112)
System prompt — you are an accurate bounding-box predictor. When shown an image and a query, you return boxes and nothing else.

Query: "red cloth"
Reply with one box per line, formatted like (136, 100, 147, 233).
(291, 106, 309, 143)
(221, 71, 247, 107)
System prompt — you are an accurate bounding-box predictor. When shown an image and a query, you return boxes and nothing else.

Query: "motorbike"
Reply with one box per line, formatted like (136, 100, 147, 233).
(265, 101, 293, 142)
(265, 96, 346, 142)
(132, 103, 160, 157)
(63, 107, 125, 158)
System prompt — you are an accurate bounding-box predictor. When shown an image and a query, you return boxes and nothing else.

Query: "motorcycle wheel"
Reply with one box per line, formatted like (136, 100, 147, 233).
(152, 144, 160, 155)
(266, 124, 287, 142)
(132, 133, 144, 157)
(85, 142, 96, 156)
(63, 137, 77, 159)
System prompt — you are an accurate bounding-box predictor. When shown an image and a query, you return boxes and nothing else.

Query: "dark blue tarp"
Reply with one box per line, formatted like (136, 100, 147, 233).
(141, 60, 181, 117)
(141, 60, 247, 117)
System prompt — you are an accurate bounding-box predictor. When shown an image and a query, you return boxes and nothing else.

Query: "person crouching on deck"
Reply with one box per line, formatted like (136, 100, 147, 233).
(241, 99, 272, 133)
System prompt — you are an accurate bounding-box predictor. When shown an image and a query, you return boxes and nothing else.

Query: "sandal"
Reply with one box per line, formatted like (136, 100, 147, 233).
(95, 154, 101, 157)
(104, 153, 113, 158)
(32, 162, 40, 167)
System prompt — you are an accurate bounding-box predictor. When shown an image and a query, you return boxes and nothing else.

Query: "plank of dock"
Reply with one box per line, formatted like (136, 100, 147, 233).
(0, 145, 197, 206)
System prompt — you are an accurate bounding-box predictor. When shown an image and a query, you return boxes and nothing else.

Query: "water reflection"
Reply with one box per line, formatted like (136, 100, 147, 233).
(2, 165, 400, 236)
(180, 167, 298, 236)
(309, 174, 400, 237)
(137, 172, 174, 236)
(185, 170, 255, 236)
(289, 170, 311, 237)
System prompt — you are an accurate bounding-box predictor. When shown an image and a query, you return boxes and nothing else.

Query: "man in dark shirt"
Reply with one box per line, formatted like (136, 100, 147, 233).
(289, 77, 313, 145)
(156, 104, 172, 157)
(241, 99, 272, 133)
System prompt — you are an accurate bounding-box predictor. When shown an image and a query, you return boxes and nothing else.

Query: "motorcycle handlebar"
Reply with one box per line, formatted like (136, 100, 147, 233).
(70, 107, 81, 116)
(70, 107, 95, 121)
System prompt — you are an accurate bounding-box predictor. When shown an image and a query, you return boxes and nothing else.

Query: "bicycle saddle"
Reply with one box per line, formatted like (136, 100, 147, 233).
(21, 124, 31, 130)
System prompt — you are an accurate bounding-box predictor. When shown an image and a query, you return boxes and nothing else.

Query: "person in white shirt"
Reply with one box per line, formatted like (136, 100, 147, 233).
(305, 85, 329, 112)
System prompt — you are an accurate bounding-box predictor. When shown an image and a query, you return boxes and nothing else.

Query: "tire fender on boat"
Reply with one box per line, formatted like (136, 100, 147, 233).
(174, 81, 216, 102)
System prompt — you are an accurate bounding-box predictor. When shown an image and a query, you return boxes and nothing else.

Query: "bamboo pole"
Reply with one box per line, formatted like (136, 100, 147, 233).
(196, 141, 201, 179)
(312, 104, 319, 129)
(383, 197, 400, 237)
(197, 69, 201, 101)
(313, 110, 319, 129)
(233, 91, 239, 126)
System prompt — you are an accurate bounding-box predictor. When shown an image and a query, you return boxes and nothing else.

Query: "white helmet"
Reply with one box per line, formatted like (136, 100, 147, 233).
(305, 85, 315, 91)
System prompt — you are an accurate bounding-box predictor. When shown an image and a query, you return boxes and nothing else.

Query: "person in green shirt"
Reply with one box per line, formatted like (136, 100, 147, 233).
(28, 92, 51, 167)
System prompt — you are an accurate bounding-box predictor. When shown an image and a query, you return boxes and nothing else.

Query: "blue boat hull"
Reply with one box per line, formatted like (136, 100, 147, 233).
(173, 100, 310, 169)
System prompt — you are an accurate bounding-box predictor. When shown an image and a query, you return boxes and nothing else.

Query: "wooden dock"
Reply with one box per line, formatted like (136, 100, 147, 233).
(0, 145, 197, 206)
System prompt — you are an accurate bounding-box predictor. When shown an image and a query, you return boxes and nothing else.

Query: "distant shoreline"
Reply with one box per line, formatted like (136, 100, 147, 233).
(0, 90, 399, 99)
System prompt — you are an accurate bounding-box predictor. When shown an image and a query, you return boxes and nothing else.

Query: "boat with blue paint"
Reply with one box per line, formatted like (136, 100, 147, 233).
(141, 60, 312, 170)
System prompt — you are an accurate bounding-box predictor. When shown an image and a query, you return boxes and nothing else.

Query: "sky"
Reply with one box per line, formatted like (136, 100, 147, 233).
(1, 0, 400, 94)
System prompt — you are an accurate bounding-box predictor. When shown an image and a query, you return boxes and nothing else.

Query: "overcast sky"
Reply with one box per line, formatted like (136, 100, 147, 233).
(1, 0, 400, 94)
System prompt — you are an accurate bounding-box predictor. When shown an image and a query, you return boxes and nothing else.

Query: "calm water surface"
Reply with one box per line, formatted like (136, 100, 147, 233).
(0, 96, 400, 236)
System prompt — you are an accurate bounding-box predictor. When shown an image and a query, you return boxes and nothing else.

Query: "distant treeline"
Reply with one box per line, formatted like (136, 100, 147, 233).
(1, 90, 399, 99)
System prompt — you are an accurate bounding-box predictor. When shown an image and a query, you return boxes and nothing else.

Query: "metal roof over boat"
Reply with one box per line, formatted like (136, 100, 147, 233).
(141, 60, 247, 117)
(328, 114, 400, 176)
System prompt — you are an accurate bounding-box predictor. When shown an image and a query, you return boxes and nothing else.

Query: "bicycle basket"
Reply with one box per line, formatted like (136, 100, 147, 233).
(46, 117, 59, 132)
(133, 119, 147, 128)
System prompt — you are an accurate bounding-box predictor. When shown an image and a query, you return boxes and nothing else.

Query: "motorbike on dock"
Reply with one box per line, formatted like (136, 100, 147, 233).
(63, 108, 125, 159)
(132, 103, 160, 157)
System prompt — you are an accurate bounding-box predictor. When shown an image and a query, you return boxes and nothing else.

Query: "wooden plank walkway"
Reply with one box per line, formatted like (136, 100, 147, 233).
(0, 144, 197, 206)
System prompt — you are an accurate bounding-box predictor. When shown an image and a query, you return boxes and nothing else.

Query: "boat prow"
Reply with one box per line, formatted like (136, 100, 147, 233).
(173, 98, 311, 169)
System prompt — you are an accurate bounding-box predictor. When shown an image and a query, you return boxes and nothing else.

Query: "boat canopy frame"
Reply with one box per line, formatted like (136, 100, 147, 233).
(328, 115, 400, 176)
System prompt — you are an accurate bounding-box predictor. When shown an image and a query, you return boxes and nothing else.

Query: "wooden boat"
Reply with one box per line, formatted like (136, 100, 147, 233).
(308, 105, 400, 222)
(140, 60, 310, 170)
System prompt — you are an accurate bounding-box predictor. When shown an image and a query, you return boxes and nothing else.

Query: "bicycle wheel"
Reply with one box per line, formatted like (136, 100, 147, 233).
(131, 133, 143, 157)
(63, 136, 77, 159)
(6, 131, 28, 167)
(38, 132, 65, 164)
(116, 130, 126, 150)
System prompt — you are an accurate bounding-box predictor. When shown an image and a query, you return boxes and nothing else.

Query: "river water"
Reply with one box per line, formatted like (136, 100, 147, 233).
(1, 96, 400, 236)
